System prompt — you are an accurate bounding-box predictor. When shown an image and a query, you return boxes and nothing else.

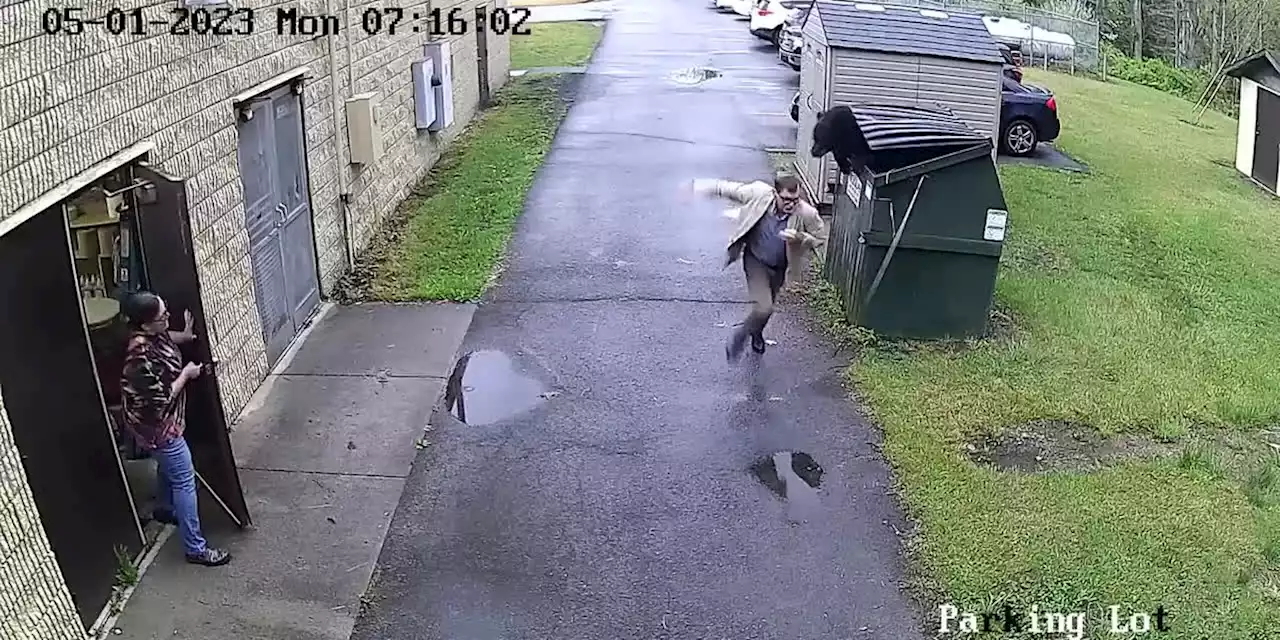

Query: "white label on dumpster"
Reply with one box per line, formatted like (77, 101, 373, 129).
(864, 182, 872, 203)
(984, 209, 1008, 242)
(845, 173, 863, 205)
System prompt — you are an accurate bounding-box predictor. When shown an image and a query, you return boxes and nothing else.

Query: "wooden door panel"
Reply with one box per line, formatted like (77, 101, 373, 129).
(133, 164, 252, 528)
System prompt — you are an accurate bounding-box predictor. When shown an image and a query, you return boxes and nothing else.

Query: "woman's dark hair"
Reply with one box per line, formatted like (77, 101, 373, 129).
(122, 291, 164, 329)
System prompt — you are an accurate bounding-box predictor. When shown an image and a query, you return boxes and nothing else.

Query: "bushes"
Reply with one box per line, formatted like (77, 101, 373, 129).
(1102, 43, 1238, 116)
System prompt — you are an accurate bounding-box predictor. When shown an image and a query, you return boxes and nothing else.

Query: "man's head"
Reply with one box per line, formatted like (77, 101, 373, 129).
(774, 174, 802, 215)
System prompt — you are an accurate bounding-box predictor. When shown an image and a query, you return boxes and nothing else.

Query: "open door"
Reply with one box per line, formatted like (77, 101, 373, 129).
(0, 205, 144, 627)
(1253, 87, 1280, 194)
(475, 5, 492, 109)
(131, 163, 252, 528)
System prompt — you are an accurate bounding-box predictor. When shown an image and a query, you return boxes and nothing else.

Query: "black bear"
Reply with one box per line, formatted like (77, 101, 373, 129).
(810, 105, 870, 175)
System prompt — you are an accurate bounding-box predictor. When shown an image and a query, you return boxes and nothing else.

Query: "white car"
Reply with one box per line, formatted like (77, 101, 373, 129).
(731, 0, 754, 17)
(750, 0, 806, 45)
(711, 0, 734, 11)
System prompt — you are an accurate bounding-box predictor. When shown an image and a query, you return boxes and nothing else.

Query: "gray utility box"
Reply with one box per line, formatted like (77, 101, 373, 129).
(822, 104, 1010, 340)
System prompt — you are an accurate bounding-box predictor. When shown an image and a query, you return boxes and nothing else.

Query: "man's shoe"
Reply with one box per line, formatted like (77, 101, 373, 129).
(751, 334, 766, 354)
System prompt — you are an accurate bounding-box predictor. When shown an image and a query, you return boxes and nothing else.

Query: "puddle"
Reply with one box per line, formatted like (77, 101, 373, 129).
(965, 420, 1174, 473)
(443, 350, 549, 426)
(751, 451, 823, 523)
(667, 66, 722, 85)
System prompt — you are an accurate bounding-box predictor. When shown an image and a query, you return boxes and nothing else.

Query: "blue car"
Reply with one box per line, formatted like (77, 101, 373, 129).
(1000, 76, 1060, 157)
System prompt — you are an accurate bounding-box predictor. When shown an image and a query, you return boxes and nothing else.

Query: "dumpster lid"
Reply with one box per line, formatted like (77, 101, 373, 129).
(851, 104, 990, 151)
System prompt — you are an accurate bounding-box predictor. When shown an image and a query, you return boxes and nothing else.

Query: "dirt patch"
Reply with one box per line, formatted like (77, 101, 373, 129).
(768, 151, 797, 175)
(967, 420, 1280, 475)
(966, 420, 1176, 473)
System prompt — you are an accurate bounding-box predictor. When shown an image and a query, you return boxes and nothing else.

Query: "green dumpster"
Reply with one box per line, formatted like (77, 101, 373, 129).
(821, 104, 1009, 340)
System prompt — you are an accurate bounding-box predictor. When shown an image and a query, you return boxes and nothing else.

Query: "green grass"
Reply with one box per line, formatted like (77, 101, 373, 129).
(360, 76, 574, 301)
(810, 68, 1280, 637)
(510, 22, 604, 69)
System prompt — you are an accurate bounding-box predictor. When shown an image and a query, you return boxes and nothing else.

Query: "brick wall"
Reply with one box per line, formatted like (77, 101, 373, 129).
(0, 0, 508, 634)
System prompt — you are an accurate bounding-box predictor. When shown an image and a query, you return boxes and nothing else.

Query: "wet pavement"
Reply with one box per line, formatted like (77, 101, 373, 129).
(998, 142, 1089, 172)
(351, 0, 925, 638)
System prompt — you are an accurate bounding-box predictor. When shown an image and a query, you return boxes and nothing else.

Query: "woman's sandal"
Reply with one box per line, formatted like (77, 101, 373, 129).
(186, 548, 232, 567)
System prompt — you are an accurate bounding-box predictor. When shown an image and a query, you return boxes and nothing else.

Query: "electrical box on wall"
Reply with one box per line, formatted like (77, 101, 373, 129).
(345, 93, 383, 165)
(411, 58, 437, 131)
(425, 40, 454, 132)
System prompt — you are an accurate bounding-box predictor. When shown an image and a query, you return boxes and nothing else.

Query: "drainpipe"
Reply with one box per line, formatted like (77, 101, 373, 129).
(327, 0, 355, 270)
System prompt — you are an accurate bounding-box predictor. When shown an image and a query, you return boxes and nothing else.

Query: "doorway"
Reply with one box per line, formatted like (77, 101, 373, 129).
(236, 85, 322, 368)
(475, 4, 492, 109)
(1252, 85, 1280, 193)
(0, 162, 253, 629)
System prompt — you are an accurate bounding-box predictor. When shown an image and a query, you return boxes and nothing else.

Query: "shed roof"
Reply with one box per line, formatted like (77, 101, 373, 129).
(806, 1, 1004, 65)
(1225, 50, 1280, 80)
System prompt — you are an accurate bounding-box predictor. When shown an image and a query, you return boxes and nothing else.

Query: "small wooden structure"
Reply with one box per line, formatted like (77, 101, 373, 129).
(1226, 50, 1280, 195)
(795, 0, 1005, 205)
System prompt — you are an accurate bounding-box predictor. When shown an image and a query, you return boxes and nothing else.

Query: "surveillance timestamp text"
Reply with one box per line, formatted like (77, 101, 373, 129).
(40, 6, 533, 38)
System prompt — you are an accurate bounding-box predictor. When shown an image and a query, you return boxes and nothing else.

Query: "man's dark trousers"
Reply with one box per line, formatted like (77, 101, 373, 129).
(728, 250, 786, 358)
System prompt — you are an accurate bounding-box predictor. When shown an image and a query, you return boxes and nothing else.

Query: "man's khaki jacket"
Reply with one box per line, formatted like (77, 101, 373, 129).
(697, 179, 828, 285)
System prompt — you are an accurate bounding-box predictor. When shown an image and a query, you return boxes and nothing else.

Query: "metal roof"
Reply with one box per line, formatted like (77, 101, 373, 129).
(808, 1, 1004, 64)
(849, 104, 990, 150)
(1225, 50, 1280, 80)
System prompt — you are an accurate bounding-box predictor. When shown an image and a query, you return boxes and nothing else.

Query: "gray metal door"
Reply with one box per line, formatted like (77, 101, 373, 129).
(238, 98, 293, 366)
(270, 89, 321, 331)
(236, 86, 320, 367)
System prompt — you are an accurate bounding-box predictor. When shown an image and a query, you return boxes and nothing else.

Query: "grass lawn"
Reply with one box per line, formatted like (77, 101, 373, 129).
(340, 75, 574, 301)
(810, 68, 1280, 637)
(510, 22, 604, 69)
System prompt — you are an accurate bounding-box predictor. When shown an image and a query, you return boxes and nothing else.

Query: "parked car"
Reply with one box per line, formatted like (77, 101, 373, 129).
(731, 0, 755, 17)
(750, 0, 807, 46)
(999, 76, 1059, 156)
(777, 7, 808, 69)
(711, 0, 735, 12)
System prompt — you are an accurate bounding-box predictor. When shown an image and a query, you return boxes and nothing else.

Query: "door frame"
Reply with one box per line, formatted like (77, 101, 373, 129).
(233, 79, 324, 367)
(1252, 84, 1280, 194)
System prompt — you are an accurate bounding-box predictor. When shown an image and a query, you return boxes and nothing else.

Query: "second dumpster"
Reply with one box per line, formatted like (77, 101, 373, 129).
(821, 104, 1010, 340)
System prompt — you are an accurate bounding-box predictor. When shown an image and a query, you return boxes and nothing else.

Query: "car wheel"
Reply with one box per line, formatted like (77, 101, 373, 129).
(771, 26, 783, 47)
(1001, 119, 1038, 157)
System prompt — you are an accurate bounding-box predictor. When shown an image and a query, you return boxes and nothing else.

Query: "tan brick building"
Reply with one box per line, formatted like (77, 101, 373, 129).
(0, 0, 510, 636)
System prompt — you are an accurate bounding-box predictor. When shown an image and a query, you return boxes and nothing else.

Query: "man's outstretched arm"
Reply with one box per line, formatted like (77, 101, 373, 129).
(691, 179, 771, 205)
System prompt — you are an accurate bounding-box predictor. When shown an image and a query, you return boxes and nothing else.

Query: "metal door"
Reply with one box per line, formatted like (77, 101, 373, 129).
(269, 88, 321, 332)
(1254, 86, 1280, 193)
(237, 97, 293, 366)
(475, 5, 492, 108)
(0, 205, 144, 627)
(133, 164, 253, 528)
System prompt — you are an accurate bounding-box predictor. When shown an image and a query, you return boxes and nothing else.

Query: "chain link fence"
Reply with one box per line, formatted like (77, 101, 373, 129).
(885, 0, 1102, 73)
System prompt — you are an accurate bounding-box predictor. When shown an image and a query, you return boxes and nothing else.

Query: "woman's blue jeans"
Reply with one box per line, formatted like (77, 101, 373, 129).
(153, 436, 208, 557)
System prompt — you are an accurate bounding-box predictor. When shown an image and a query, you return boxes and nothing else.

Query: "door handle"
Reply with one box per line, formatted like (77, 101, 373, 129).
(275, 203, 287, 224)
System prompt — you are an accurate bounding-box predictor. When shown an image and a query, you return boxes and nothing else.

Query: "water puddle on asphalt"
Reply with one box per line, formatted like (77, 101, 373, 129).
(443, 350, 548, 426)
(667, 66, 722, 85)
(751, 451, 824, 524)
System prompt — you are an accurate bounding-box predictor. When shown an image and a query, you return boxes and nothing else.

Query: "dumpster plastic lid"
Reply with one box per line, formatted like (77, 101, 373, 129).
(850, 104, 990, 150)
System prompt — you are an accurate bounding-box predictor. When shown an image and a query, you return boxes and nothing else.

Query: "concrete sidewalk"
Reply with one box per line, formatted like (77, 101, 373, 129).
(110, 302, 473, 640)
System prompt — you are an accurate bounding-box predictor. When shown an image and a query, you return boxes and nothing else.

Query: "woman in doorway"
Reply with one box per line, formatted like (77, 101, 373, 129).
(119, 291, 232, 567)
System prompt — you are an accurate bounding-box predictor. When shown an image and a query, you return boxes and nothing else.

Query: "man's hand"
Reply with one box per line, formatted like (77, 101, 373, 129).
(691, 179, 718, 197)
(181, 362, 203, 381)
(779, 228, 799, 242)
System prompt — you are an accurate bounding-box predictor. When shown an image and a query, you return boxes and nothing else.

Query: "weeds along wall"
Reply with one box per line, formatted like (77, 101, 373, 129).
(0, 0, 510, 634)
